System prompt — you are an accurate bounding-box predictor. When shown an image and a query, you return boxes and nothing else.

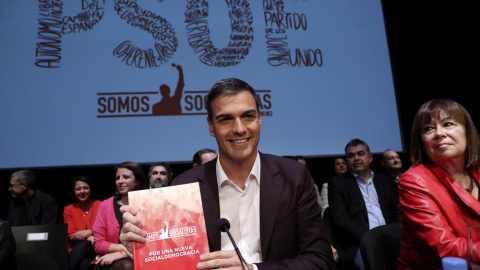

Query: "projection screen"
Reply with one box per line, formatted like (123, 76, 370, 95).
(0, 0, 402, 169)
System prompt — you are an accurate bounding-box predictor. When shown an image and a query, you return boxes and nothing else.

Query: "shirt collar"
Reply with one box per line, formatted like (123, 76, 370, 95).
(216, 152, 261, 190)
(352, 170, 375, 183)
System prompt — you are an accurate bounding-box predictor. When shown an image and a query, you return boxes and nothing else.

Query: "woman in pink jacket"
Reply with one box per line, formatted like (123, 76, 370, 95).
(398, 99, 480, 269)
(93, 162, 148, 270)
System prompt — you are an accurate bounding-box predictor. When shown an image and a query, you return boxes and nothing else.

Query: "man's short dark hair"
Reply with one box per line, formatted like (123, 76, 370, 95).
(193, 148, 217, 166)
(70, 175, 96, 203)
(206, 78, 261, 121)
(345, 138, 371, 155)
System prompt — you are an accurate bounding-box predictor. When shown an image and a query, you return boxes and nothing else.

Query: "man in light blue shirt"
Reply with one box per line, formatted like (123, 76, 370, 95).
(328, 138, 400, 270)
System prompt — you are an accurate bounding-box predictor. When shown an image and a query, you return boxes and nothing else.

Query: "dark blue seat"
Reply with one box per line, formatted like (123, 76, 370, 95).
(360, 223, 401, 270)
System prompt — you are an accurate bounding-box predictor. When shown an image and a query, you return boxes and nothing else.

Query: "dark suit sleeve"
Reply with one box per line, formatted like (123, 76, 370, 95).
(373, 174, 401, 224)
(40, 193, 58, 224)
(0, 220, 15, 266)
(328, 177, 367, 243)
(393, 181, 400, 222)
(257, 165, 335, 270)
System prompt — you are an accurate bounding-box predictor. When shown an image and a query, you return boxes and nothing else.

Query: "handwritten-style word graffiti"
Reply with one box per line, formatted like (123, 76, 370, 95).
(35, 0, 64, 68)
(263, 0, 322, 67)
(62, 0, 105, 34)
(37, 0, 322, 69)
(113, 0, 178, 67)
(185, 0, 254, 67)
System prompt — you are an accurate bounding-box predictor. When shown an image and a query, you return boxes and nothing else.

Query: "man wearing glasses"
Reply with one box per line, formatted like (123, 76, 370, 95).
(8, 170, 58, 226)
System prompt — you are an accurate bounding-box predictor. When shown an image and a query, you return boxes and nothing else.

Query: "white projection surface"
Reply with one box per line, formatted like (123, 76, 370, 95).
(0, 0, 402, 169)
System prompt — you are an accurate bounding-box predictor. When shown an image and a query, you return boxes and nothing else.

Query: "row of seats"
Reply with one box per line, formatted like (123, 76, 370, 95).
(9, 223, 401, 270)
(11, 224, 68, 270)
(360, 223, 401, 270)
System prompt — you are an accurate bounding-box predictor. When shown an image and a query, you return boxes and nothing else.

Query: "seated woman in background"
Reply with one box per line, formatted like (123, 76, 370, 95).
(93, 162, 149, 270)
(320, 156, 347, 217)
(398, 99, 480, 269)
(64, 175, 102, 270)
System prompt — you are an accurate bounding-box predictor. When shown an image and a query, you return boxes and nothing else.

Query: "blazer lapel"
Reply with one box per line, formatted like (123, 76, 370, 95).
(430, 165, 480, 216)
(347, 173, 368, 219)
(198, 160, 222, 251)
(259, 153, 282, 260)
(372, 175, 388, 214)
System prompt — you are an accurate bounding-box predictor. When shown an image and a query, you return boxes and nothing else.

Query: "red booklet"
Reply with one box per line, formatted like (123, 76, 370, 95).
(128, 183, 210, 269)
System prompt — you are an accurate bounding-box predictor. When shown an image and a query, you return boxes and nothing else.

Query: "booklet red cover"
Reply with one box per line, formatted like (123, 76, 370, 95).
(128, 183, 210, 269)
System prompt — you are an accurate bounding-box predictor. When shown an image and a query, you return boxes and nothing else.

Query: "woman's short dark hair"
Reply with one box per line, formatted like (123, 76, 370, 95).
(70, 175, 96, 204)
(114, 161, 149, 200)
(410, 99, 480, 168)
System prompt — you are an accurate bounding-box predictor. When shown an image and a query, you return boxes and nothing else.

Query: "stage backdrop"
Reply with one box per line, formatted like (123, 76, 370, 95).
(0, 0, 402, 169)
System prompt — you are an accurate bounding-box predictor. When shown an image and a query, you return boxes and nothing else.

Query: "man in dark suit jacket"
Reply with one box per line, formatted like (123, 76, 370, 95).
(328, 139, 399, 270)
(8, 170, 58, 226)
(174, 153, 334, 269)
(120, 78, 335, 270)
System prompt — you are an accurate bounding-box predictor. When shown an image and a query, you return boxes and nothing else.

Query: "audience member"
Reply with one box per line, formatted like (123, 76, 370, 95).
(0, 218, 17, 270)
(92, 162, 148, 270)
(120, 78, 335, 269)
(380, 149, 403, 183)
(398, 99, 480, 269)
(320, 157, 347, 217)
(64, 175, 102, 270)
(328, 138, 399, 270)
(192, 148, 217, 167)
(147, 162, 173, 188)
(285, 155, 340, 264)
(284, 155, 323, 206)
(8, 170, 58, 226)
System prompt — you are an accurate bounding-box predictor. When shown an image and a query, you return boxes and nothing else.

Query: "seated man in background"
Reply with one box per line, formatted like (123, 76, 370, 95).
(283, 155, 323, 206)
(8, 170, 58, 226)
(328, 138, 399, 270)
(192, 148, 217, 167)
(380, 149, 403, 183)
(147, 162, 173, 188)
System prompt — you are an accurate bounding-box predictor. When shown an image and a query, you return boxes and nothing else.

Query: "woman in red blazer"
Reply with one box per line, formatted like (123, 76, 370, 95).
(398, 99, 480, 269)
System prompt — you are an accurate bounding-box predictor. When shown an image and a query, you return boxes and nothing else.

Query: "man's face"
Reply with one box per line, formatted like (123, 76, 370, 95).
(9, 176, 25, 198)
(383, 150, 402, 170)
(208, 91, 261, 166)
(346, 144, 372, 175)
(201, 152, 217, 164)
(150, 166, 168, 188)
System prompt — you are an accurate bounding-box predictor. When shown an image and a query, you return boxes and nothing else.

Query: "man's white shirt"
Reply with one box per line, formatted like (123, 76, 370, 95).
(217, 152, 262, 267)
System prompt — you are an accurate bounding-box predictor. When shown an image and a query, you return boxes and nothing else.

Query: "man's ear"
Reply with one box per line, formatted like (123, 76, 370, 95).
(207, 117, 215, 137)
